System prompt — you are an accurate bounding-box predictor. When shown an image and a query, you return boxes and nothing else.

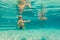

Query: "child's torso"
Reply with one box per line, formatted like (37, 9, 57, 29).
(19, 20, 24, 25)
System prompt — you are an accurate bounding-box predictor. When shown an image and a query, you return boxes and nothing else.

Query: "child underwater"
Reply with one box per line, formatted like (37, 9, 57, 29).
(38, 6, 47, 20)
(17, 0, 31, 14)
(17, 15, 30, 29)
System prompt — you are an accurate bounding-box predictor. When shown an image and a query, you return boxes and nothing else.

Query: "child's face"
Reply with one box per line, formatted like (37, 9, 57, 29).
(19, 17, 22, 20)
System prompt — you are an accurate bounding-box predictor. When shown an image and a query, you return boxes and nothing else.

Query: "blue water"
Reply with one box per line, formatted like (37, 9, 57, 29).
(0, 0, 60, 29)
(0, 0, 60, 40)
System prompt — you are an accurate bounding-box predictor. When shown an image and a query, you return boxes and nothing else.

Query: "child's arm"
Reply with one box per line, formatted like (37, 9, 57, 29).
(23, 20, 31, 22)
(17, 20, 20, 27)
(17, 20, 20, 25)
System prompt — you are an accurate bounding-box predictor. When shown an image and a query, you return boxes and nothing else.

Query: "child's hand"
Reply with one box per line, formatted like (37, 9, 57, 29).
(28, 20, 31, 22)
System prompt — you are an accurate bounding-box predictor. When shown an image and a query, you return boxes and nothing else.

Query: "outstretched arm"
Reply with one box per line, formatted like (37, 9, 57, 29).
(23, 20, 31, 22)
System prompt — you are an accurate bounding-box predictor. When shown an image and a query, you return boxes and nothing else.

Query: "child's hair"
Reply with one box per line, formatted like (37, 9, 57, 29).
(18, 15, 22, 19)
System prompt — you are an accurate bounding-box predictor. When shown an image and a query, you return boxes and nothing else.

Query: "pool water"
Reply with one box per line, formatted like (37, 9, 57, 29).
(0, 0, 60, 40)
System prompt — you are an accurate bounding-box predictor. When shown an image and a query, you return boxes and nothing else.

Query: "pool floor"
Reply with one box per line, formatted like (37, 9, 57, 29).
(0, 28, 60, 40)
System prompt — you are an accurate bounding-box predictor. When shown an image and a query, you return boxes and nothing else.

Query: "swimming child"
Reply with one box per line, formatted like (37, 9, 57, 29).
(38, 6, 47, 20)
(17, 15, 30, 29)
(38, 6, 47, 27)
(17, 0, 31, 14)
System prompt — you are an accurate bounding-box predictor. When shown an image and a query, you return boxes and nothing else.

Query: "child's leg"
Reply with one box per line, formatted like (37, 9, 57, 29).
(19, 26, 23, 30)
(19, 5, 25, 14)
(20, 8, 23, 13)
(18, 25, 25, 30)
(22, 25, 25, 29)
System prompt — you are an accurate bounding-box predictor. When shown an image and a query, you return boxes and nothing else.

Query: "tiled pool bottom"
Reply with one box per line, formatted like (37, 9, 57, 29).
(0, 29, 60, 40)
